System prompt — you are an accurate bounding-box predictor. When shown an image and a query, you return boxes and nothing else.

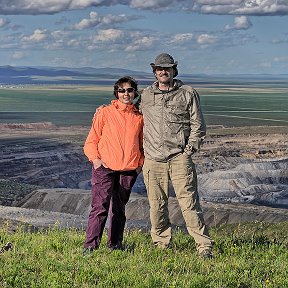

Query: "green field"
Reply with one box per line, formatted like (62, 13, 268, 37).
(0, 84, 287, 127)
(0, 87, 113, 126)
(1, 221, 287, 287)
(201, 89, 288, 127)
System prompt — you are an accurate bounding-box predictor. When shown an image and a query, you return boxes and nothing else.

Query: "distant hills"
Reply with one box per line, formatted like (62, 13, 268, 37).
(0, 65, 288, 86)
(0, 65, 152, 85)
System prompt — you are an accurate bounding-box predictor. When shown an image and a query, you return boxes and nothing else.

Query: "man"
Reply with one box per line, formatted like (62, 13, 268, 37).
(141, 53, 213, 259)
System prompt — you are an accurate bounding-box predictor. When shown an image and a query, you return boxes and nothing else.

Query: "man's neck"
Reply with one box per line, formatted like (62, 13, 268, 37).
(158, 80, 173, 91)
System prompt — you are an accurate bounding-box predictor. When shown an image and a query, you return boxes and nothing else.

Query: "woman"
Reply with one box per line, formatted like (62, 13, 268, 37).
(83, 76, 144, 255)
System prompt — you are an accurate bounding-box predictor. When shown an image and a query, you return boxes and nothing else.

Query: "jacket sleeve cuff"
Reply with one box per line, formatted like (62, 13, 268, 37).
(184, 138, 203, 155)
(184, 146, 197, 156)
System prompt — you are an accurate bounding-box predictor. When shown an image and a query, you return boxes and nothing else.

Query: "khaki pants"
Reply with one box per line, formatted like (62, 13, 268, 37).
(143, 153, 213, 253)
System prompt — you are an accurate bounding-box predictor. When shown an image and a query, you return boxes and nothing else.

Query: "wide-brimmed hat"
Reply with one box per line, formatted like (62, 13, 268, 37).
(150, 53, 178, 77)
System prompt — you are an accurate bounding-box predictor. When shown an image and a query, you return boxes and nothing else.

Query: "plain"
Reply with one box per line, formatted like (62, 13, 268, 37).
(0, 83, 287, 127)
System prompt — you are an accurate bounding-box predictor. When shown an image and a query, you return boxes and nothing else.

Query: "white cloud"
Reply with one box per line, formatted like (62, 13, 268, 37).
(46, 30, 77, 49)
(170, 33, 193, 44)
(234, 15, 252, 29)
(0, 17, 10, 27)
(0, 0, 287, 16)
(258, 61, 272, 68)
(224, 16, 252, 30)
(130, 0, 178, 9)
(125, 36, 155, 52)
(74, 11, 100, 30)
(197, 33, 218, 45)
(73, 11, 139, 30)
(195, 0, 288, 16)
(50, 57, 74, 67)
(271, 37, 288, 44)
(93, 29, 124, 42)
(0, 0, 121, 15)
(273, 56, 288, 62)
(21, 29, 47, 43)
(12, 51, 25, 59)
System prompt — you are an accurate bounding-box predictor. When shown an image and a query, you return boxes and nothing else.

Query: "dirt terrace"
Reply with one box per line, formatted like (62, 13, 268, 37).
(0, 123, 288, 229)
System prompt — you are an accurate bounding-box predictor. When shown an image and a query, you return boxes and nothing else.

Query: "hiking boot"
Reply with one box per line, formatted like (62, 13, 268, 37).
(154, 242, 171, 249)
(199, 249, 213, 259)
(0, 242, 13, 254)
(108, 242, 124, 252)
(82, 247, 94, 257)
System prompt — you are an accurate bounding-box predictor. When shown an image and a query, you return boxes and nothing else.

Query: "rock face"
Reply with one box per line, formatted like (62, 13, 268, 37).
(9, 188, 288, 229)
(18, 188, 92, 216)
(1, 124, 288, 229)
(0, 125, 91, 190)
(198, 158, 288, 208)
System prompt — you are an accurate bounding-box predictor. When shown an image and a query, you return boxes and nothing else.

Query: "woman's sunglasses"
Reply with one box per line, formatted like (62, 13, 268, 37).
(117, 87, 135, 93)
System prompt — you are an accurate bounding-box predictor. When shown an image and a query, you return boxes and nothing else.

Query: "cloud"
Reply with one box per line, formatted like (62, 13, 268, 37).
(130, 0, 180, 10)
(72, 11, 140, 30)
(271, 37, 288, 44)
(0, 0, 287, 16)
(0, 17, 10, 28)
(224, 16, 252, 30)
(93, 28, 124, 42)
(12, 51, 25, 59)
(125, 36, 155, 52)
(21, 29, 47, 43)
(170, 33, 193, 44)
(0, 0, 125, 15)
(196, 33, 218, 45)
(74, 11, 100, 30)
(47, 30, 76, 49)
(273, 56, 288, 62)
(193, 0, 288, 16)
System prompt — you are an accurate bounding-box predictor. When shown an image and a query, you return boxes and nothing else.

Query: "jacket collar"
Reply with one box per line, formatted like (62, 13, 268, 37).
(111, 99, 138, 112)
(150, 79, 184, 93)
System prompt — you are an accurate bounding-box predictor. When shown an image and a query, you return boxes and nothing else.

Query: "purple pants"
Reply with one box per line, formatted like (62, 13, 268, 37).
(84, 165, 137, 249)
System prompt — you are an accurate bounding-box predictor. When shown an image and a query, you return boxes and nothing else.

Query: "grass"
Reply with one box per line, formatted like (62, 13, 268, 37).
(0, 84, 287, 127)
(0, 221, 287, 287)
(201, 90, 288, 127)
(0, 87, 113, 126)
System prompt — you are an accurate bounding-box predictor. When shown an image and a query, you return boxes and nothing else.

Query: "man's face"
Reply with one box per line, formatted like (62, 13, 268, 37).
(155, 67, 174, 84)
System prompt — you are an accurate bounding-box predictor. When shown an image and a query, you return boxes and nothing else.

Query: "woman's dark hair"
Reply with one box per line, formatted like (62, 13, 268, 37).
(113, 76, 138, 99)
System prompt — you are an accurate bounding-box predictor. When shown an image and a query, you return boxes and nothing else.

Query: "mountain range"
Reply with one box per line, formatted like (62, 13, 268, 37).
(1, 65, 288, 85)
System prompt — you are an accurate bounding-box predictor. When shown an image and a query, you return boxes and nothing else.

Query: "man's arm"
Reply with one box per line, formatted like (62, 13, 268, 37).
(184, 89, 206, 155)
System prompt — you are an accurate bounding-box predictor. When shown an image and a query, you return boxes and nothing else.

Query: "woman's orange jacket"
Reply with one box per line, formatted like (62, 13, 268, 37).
(83, 100, 144, 171)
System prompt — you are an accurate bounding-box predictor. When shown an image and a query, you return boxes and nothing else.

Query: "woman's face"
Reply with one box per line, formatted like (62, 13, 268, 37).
(117, 82, 135, 104)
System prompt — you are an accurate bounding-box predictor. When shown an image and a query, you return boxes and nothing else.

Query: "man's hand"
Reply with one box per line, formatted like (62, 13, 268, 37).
(95, 104, 106, 115)
(92, 104, 107, 121)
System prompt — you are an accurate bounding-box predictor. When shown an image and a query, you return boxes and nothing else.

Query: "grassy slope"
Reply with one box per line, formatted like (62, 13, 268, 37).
(0, 221, 287, 287)
(0, 85, 287, 127)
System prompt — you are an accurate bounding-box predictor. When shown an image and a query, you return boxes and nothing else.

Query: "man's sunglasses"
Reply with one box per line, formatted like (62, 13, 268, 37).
(117, 87, 135, 93)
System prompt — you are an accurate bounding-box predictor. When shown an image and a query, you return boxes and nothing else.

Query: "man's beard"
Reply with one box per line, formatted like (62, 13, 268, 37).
(158, 74, 172, 85)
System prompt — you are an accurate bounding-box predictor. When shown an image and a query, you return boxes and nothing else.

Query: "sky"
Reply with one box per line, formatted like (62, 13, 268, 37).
(0, 0, 288, 75)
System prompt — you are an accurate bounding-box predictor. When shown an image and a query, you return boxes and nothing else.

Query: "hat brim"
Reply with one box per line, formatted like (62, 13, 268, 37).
(150, 62, 178, 68)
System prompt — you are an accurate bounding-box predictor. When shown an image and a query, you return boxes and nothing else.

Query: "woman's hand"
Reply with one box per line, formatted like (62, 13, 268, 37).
(92, 158, 107, 170)
(136, 166, 142, 174)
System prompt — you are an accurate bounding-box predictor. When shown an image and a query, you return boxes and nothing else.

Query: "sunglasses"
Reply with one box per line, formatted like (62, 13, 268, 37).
(117, 87, 135, 93)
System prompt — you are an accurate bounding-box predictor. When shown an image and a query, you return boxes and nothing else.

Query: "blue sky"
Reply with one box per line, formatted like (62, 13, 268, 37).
(0, 0, 287, 74)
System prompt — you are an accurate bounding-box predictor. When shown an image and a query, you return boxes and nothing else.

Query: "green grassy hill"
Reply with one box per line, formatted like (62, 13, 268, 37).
(0, 221, 287, 287)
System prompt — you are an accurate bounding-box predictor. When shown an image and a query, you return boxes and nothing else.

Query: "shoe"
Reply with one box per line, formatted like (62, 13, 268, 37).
(83, 247, 94, 256)
(155, 242, 171, 249)
(0, 242, 13, 254)
(199, 249, 213, 259)
(108, 242, 124, 252)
